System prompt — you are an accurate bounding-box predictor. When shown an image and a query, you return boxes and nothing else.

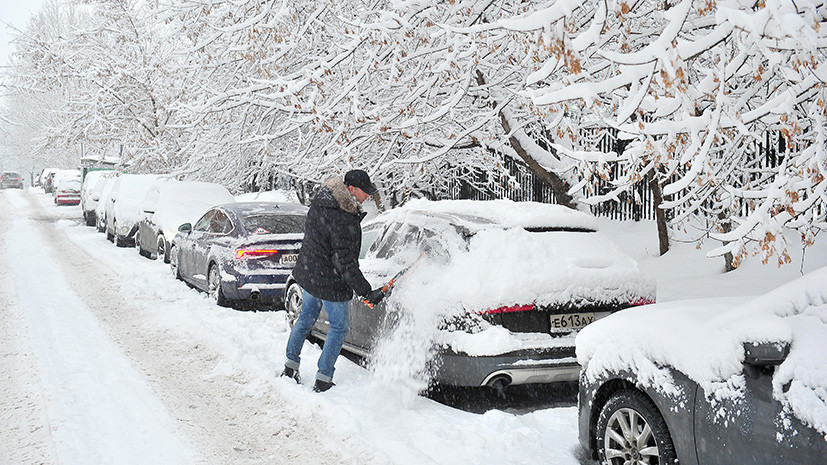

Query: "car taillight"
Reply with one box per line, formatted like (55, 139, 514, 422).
(476, 303, 536, 315)
(236, 249, 279, 259)
(630, 298, 656, 307)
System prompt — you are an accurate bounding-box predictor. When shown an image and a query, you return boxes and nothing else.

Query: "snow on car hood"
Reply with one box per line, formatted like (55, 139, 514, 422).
(576, 266, 827, 435)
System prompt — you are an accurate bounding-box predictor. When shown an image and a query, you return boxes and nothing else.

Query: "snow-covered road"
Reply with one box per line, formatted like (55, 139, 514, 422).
(0, 189, 589, 465)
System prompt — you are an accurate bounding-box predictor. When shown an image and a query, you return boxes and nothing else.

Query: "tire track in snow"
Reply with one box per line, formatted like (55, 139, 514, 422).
(15, 189, 362, 465)
(0, 189, 204, 464)
(0, 190, 58, 465)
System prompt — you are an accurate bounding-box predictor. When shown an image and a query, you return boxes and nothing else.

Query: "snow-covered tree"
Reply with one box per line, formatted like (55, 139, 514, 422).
(477, 0, 826, 267)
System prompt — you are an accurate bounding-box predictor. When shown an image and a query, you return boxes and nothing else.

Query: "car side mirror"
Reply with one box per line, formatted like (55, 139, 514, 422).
(178, 223, 192, 233)
(92, 193, 100, 201)
(743, 341, 790, 378)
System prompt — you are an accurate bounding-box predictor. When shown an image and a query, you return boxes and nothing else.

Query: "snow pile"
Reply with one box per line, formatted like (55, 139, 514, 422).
(577, 266, 827, 435)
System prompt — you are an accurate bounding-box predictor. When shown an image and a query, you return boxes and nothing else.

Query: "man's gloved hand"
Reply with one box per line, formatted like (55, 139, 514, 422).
(365, 288, 385, 306)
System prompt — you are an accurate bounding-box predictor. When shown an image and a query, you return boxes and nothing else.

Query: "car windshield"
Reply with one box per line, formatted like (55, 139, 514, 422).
(241, 213, 306, 235)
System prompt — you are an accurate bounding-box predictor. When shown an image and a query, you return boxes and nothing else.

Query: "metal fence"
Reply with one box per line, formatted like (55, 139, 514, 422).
(445, 129, 789, 221)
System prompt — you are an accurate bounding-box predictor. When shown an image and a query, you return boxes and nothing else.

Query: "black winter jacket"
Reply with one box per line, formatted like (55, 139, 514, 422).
(292, 176, 372, 302)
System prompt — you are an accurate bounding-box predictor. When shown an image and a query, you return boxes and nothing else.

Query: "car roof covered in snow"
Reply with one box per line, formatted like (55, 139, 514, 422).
(220, 201, 309, 217)
(379, 198, 598, 232)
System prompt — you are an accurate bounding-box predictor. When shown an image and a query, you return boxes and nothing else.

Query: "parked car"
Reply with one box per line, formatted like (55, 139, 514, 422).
(136, 180, 235, 262)
(96, 176, 118, 233)
(41, 168, 59, 193)
(105, 174, 160, 246)
(576, 268, 827, 465)
(170, 202, 308, 307)
(0, 171, 24, 189)
(54, 176, 82, 205)
(283, 199, 655, 389)
(81, 171, 115, 225)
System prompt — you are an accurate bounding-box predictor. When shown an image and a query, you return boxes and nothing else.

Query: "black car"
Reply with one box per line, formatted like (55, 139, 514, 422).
(284, 199, 655, 390)
(171, 202, 308, 307)
(577, 270, 827, 465)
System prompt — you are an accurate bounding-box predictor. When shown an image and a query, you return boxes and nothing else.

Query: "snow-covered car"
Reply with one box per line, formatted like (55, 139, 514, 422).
(81, 170, 115, 225)
(54, 176, 82, 205)
(95, 176, 118, 233)
(170, 202, 308, 307)
(136, 180, 235, 262)
(50, 169, 81, 199)
(576, 268, 827, 465)
(283, 199, 656, 390)
(0, 171, 24, 189)
(40, 168, 60, 193)
(105, 174, 161, 247)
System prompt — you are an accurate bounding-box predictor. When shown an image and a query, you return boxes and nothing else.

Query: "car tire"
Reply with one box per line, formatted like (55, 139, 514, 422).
(284, 283, 303, 327)
(157, 237, 169, 263)
(136, 231, 151, 257)
(169, 245, 181, 280)
(208, 263, 229, 307)
(106, 229, 114, 242)
(596, 389, 677, 465)
(85, 211, 96, 227)
(115, 234, 128, 247)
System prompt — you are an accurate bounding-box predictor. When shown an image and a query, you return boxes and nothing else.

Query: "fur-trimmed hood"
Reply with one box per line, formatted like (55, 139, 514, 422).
(318, 176, 363, 215)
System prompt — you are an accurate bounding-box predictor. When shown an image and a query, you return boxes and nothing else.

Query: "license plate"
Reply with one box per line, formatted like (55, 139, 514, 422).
(550, 312, 595, 332)
(279, 254, 299, 264)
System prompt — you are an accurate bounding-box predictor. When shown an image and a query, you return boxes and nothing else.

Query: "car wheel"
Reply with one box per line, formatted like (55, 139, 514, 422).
(284, 283, 303, 327)
(106, 229, 114, 242)
(169, 245, 181, 280)
(208, 263, 228, 307)
(136, 231, 151, 257)
(596, 389, 677, 465)
(157, 237, 169, 263)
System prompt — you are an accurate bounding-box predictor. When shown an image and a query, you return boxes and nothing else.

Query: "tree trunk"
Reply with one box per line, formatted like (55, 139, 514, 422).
(475, 70, 577, 209)
(717, 210, 736, 272)
(646, 170, 670, 256)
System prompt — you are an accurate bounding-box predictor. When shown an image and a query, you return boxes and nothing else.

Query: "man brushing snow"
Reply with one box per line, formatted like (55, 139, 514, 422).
(282, 169, 385, 392)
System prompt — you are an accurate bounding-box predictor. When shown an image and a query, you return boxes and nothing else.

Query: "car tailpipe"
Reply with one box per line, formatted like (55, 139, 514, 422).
(250, 289, 261, 301)
(485, 374, 512, 399)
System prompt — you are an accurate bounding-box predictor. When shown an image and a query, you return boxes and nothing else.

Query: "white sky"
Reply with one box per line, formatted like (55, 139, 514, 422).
(0, 0, 45, 67)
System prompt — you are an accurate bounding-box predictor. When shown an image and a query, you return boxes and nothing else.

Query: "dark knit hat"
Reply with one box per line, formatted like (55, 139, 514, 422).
(344, 169, 377, 195)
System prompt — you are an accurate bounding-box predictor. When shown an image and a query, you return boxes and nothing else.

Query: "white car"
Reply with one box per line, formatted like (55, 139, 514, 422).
(81, 171, 115, 225)
(95, 176, 118, 233)
(105, 174, 161, 247)
(136, 179, 235, 262)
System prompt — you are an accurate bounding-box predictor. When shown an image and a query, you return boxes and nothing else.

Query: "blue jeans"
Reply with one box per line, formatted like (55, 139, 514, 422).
(285, 290, 349, 383)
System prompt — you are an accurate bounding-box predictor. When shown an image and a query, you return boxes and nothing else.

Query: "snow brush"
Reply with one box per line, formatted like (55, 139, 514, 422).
(362, 252, 426, 309)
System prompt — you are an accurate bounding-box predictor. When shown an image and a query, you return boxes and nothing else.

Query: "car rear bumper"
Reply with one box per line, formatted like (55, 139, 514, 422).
(56, 196, 81, 205)
(222, 269, 292, 303)
(432, 346, 580, 387)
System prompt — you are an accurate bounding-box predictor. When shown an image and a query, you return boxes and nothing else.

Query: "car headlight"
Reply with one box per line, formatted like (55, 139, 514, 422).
(120, 226, 129, 234)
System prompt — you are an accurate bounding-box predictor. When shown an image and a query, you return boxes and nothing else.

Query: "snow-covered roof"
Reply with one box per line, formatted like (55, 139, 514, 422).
(397, 198, 598, 231)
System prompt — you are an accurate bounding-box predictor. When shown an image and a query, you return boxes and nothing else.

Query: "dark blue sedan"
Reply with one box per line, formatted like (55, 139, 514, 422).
(170, 202, 308, 307)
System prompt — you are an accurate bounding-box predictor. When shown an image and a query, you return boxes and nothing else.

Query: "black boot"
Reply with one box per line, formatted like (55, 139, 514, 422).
(280, 366, 301, 383)
(313, 379, 335, 392)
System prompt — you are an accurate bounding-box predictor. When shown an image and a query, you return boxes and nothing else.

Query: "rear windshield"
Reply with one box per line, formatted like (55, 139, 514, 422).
(2, 172, 19, 177)
(241, 214, 306, 235)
